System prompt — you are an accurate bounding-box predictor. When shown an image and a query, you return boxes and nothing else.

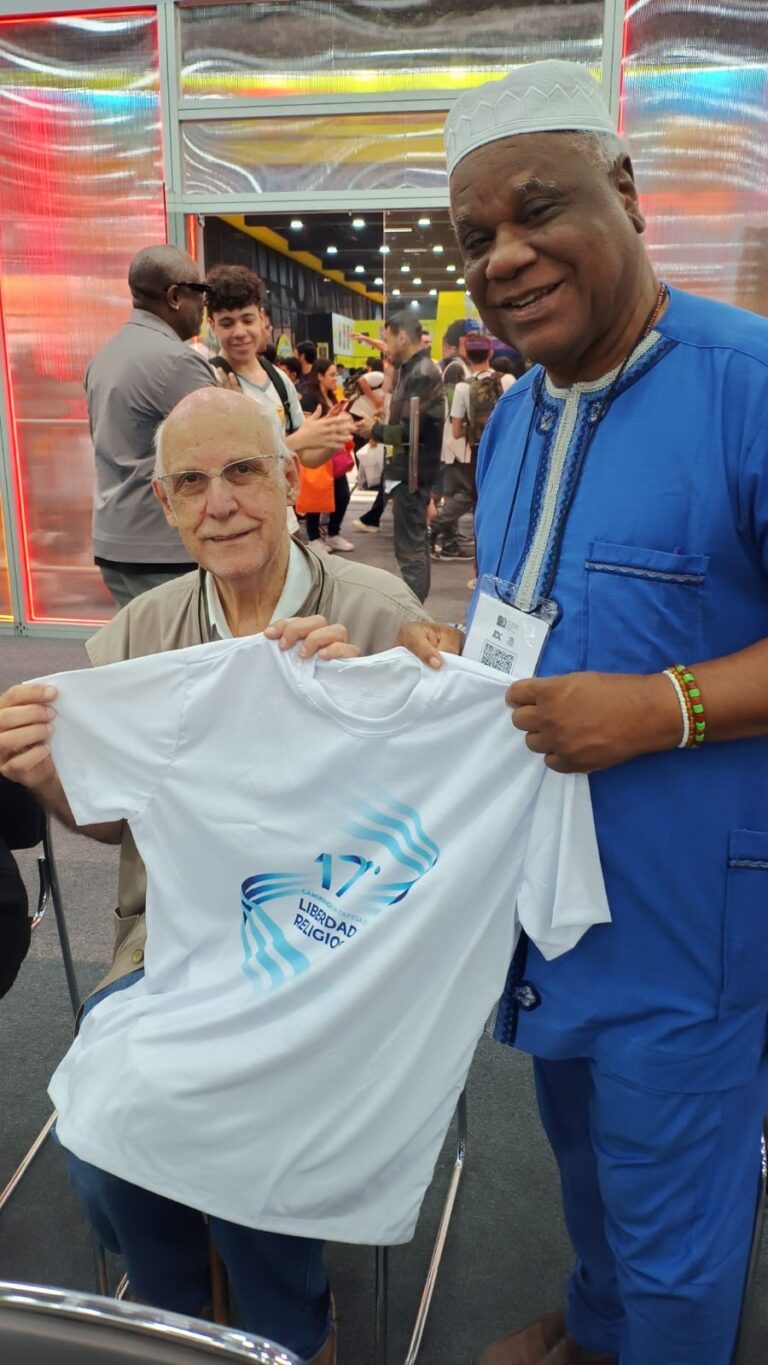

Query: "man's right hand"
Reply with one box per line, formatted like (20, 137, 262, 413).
(397, 622, 465, 671)
(288, 409, 355, 467)
(0, 683, 58, 791)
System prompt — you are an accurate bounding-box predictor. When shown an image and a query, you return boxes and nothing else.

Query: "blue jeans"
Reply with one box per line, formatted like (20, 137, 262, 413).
(64, 971, 330, 1360)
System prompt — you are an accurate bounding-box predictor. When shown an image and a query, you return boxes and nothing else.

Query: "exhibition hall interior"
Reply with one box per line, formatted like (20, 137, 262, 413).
(0, 2, 767, 1364)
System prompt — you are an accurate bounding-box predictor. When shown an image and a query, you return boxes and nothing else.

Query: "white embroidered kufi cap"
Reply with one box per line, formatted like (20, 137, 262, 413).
(444, 60, 615, 179)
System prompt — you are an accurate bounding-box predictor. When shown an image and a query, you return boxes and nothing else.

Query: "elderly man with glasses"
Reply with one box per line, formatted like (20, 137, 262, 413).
(0, 385, 428, 1363)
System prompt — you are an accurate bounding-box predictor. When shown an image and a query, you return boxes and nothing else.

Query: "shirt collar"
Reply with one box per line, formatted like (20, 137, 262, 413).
(205, 538, 313, 640)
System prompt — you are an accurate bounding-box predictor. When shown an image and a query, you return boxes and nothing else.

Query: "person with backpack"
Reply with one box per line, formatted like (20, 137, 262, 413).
(430, 333, 502, 560)
(205, 267, 353, 493)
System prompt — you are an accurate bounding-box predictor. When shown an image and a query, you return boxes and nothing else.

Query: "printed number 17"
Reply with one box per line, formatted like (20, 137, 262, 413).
(315, 853, 374, 898)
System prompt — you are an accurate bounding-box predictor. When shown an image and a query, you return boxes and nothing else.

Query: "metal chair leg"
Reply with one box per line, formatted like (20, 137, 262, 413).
(43, 822, 81, 1018)
(0, 1113, 58, 1213)
(731, 1125, 768, 1365)
(374, 1245, 389, 1365)
(402, 1089, 468, 1365)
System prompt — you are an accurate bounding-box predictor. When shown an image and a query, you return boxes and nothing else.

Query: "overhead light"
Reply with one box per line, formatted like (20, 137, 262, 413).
(374, 276, 384, 285)
(352, 217, 366, 228)
(392, 288, 401, 296)
(410, 300, 420, 309)
(432, 244, 444, 254)
(326, 245, 338, 255)
(400, 264, 410, 274)
(418, 217, 431, 227)
(446, 264, 456, 273)
(428, 288, 437, 296)
(386, 227, 412, 234)
(379, 245, 390, 255)
(457, 276, 465, 285)
(412, 277, 422, 286)
(354, 265, 365, 274)
(289, 219, 303, 230)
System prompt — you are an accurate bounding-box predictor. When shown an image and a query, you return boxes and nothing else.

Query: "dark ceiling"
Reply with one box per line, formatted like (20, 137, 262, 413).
(242, 210, 466, 309)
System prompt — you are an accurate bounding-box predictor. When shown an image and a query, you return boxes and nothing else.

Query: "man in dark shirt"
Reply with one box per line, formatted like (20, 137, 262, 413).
(354, 311, 444, 602)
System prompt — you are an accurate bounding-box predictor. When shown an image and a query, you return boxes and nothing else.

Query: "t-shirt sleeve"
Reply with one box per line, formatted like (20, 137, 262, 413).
(160, 347, 217, 410)
(450, 382, 469, 421)
(286, 381, 304, 432)
(517, 769, 611, 960)
(40, 652, 188, 826)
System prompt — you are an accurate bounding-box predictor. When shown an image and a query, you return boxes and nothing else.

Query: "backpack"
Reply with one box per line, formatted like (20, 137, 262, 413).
(466, 371, 503, 451)
(260, 356, 297, 434)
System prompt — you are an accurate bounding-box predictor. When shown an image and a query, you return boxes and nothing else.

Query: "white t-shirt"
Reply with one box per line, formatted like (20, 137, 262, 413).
(236, 370, 304, 534)
(45, 640, 609, 1244)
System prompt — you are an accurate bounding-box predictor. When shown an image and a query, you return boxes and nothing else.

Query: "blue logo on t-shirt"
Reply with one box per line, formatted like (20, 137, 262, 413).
(240, 795, 440, 992)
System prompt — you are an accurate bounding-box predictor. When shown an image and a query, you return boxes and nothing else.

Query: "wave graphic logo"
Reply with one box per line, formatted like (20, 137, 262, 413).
(240, 796, 440, 992)
(342, 795, 440, 912)
(240, 873, 310, 990)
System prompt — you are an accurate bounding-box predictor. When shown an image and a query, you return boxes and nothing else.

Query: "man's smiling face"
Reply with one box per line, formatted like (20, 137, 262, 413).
(450, 132, 648, 385)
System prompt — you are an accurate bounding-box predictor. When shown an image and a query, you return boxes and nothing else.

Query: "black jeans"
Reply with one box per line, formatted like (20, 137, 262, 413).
(392, 484, 431, 602)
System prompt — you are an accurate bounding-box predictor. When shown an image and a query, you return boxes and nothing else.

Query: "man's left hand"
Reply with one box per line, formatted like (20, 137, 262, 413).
(354, 414, 375, 440)
(265, 616, 361, 661)
(506, 670, 681, 773)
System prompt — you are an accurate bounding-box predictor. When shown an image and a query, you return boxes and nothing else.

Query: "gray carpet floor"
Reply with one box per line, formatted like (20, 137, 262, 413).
(0, 495, 765, 1363)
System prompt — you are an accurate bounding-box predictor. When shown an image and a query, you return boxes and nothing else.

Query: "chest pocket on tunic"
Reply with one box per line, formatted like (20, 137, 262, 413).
(720, 830, 768, 1016)
(582, 541, 709, 674)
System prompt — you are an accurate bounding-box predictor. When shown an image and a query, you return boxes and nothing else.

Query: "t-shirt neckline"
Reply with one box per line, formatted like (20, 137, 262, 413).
(285, 646, 433, 735)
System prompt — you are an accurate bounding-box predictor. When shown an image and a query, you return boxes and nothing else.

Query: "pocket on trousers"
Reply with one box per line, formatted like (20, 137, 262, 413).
(583, 541, 708, 673)
(720, 830, 768, 1015)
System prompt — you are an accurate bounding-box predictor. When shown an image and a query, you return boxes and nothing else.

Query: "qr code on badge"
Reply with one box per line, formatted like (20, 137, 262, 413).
(480, 642, 516, 674)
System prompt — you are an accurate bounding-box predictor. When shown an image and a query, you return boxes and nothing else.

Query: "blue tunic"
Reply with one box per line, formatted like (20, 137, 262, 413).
(474, 286, 768, 1093)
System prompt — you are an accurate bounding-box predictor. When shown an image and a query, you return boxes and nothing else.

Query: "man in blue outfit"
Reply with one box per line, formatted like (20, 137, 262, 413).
(402, 60, 768, 1365)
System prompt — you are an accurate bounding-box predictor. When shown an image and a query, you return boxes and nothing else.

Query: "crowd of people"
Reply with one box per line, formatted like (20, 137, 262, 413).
(2, 55, 768, 1365)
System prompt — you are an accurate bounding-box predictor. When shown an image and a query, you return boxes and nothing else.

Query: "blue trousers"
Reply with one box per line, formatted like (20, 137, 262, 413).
(64, 971, 330, 1361)
(534, 1056, 768, 1365)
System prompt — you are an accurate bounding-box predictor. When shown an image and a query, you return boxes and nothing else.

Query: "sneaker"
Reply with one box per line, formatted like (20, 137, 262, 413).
(309, 539, 333, 553)
(326, 535, 354, 552)
(437, 542, 475, 561)
(352, 519, 379, 534)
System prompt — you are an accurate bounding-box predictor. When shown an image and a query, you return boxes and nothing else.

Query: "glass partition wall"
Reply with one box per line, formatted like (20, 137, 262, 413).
(0, 0, 764, 631)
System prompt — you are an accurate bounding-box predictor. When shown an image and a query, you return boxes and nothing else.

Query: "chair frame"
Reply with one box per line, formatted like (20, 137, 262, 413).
(0, 819, 80, 1214)
(0, 1279, 300, 1363)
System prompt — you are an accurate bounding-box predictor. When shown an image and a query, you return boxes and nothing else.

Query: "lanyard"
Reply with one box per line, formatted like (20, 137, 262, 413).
(492, 284, 667, 606)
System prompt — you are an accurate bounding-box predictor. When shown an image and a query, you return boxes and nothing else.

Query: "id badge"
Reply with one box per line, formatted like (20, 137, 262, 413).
(463, 575, 557, 679)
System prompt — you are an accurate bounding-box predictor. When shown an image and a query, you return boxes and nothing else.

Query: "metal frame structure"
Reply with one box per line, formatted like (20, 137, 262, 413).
(0, 0, 628, 635)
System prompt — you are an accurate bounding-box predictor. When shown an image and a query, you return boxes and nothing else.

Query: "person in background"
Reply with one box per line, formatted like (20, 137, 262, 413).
(205, 267, 352, 473)
(296, 341, 318, 393)
(439, 318, 479, 373)
(300, 359, 355, 553)
(278, 355, 303, 388)
(490, 355, 520, 391)
(85, 245, 217, 608)
(354, 311, 444, 602)
(431, 334, 500, 561)
(0, 774, 44, 999)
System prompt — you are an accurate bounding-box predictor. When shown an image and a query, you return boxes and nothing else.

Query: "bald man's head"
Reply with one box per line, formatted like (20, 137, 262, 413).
(154, 387, 288, 478)
(129, 245, 206, 341)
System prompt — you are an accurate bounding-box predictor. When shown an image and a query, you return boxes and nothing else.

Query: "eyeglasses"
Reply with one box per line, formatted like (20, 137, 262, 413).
(135, 282, 210, 301)
(158, 456, 280, 502)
